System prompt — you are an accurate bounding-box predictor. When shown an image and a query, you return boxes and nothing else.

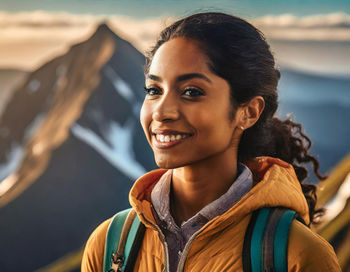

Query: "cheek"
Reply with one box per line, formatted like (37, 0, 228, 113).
(192, 103, 235, 142)
(192, 104, 229, 131)
(140, 102, 151, 142)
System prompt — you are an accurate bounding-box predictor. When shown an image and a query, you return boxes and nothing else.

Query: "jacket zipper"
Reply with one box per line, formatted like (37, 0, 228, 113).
(140, 213, 170, 272)
(176, 227, 205, 272)
(140, 211, 208, 272)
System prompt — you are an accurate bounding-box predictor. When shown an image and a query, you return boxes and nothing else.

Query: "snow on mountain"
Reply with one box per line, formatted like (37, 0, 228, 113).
(71, 119, 146, 180)
(0, 111, 46, 189)
(0, 143, 24, 182)
(104, 64, 137, 104)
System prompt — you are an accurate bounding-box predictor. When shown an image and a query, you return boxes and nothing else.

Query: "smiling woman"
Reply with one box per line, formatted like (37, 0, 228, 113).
(81, 12, 341, 272)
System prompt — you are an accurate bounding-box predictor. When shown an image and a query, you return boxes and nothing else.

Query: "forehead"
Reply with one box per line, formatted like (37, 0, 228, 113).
(148, 37, 212, 76)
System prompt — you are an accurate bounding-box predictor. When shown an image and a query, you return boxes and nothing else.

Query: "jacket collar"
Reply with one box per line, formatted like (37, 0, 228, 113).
(129, 156, 310, 233)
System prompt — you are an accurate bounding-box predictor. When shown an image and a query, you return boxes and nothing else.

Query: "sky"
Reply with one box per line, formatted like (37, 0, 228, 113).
(1, 0, 350, 18)
(0, 0, 350, 76)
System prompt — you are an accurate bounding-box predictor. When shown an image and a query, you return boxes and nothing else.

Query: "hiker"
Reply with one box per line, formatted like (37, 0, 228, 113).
(82, 12, 341, 272)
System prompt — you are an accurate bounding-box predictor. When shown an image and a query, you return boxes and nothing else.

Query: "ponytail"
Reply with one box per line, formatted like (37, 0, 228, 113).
(239, 117, 326, 223)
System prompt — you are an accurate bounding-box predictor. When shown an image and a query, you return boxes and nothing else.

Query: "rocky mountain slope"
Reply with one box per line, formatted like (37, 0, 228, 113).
(0, 68, 28, 117)
(0, 23, 155, 271)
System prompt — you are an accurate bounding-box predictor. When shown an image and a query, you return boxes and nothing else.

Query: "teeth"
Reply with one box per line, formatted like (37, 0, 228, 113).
(155, 134, 189, 143)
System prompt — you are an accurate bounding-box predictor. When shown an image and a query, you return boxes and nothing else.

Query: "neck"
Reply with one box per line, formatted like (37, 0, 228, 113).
(171, 150, 238, 225)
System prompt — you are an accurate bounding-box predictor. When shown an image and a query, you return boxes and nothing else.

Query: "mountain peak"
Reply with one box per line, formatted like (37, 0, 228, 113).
(94, 22, 115, 37)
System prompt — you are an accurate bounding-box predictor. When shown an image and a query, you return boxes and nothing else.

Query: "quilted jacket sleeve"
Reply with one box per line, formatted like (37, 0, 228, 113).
(287, 220, 341, 271)
(81, 218, 112, 272)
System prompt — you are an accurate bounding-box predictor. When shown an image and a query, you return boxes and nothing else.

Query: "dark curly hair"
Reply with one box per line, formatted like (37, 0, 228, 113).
(144, 12, 325, 224)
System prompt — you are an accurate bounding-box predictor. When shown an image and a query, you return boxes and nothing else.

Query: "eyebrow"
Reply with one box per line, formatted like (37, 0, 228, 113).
(146, 73, 212, 83)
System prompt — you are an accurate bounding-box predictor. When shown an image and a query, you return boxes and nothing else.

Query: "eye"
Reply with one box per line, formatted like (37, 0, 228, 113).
(144, 86, 161, 96)
(182, 88, 204, 97)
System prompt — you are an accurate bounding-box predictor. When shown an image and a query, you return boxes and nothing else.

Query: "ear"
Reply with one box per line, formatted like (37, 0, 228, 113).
(238, 96, 265, 130)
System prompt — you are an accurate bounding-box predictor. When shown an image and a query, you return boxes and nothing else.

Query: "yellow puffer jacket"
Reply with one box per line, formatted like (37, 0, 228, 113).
(82, 157, 341, 271)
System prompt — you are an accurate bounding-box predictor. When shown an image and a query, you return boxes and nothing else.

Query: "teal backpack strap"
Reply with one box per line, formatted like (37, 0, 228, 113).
(273, 209, 296, 272)
(250, 207, 271, 272)
(243, 207, 272, 272)
(262, 208, 288, 270)
(103, 208, 141, 272)
(243, 207, 298, 272)
(103, 208, 131, 272)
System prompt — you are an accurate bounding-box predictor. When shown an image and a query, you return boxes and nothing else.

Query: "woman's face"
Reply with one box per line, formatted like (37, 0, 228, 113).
(140, 37, 241, 169)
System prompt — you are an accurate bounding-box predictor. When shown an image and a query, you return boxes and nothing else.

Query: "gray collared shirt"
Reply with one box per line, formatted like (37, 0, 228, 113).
(151, 163, 253, 272)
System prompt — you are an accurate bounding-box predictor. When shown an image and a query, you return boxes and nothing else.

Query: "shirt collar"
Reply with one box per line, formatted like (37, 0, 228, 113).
(151, 163, 253, 225)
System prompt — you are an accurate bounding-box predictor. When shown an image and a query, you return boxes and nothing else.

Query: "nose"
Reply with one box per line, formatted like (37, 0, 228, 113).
(152, 92, 180, 122)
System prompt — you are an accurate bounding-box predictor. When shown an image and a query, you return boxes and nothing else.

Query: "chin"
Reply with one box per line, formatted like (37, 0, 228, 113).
(154, 155, 196, 169)
(155, 160, 177, 169)
(155, 156, 182, 169)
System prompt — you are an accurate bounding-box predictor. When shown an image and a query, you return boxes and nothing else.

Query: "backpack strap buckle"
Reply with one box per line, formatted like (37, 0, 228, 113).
(110, 253, 124, 272)
(104, 208, 145, 272)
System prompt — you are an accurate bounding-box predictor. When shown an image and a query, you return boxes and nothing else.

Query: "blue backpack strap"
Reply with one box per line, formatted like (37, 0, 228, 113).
(103, 208, 131, 272)
(243, 207, 297, 272)
(124, 219, 146, 271)
(273, 209, 296, 272)
(262, 208, 287, 271)
(122, 211, 141, 271)
(250, 208, 271, 272)
(103, 208, 141, 272)
(243, 208, 272, 272)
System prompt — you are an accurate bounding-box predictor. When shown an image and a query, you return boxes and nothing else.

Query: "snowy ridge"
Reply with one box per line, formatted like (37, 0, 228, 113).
(0, 113, 46, 183)
(71, 119, 146, 180)
(0, 143, 24, 182)
(104, 65, 142, 116)
(23, 113, 45, 142)
(104, 65, 136, 104)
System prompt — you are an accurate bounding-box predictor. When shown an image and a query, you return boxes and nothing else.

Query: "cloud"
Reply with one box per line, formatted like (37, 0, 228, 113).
(252, 13, 350, 41)
(0, 11, 168, 69)
(0, 11, 349, 72)
(0, 10, 96, 28)
(253, 13, 350, 29)
(1, 10, 350, 41)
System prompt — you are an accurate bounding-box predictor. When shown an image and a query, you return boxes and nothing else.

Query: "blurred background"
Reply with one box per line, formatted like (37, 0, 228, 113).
(0, 0, 349, 271)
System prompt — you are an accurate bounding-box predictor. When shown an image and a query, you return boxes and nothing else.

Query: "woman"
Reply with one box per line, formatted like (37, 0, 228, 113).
(82, 12, 341, 271)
